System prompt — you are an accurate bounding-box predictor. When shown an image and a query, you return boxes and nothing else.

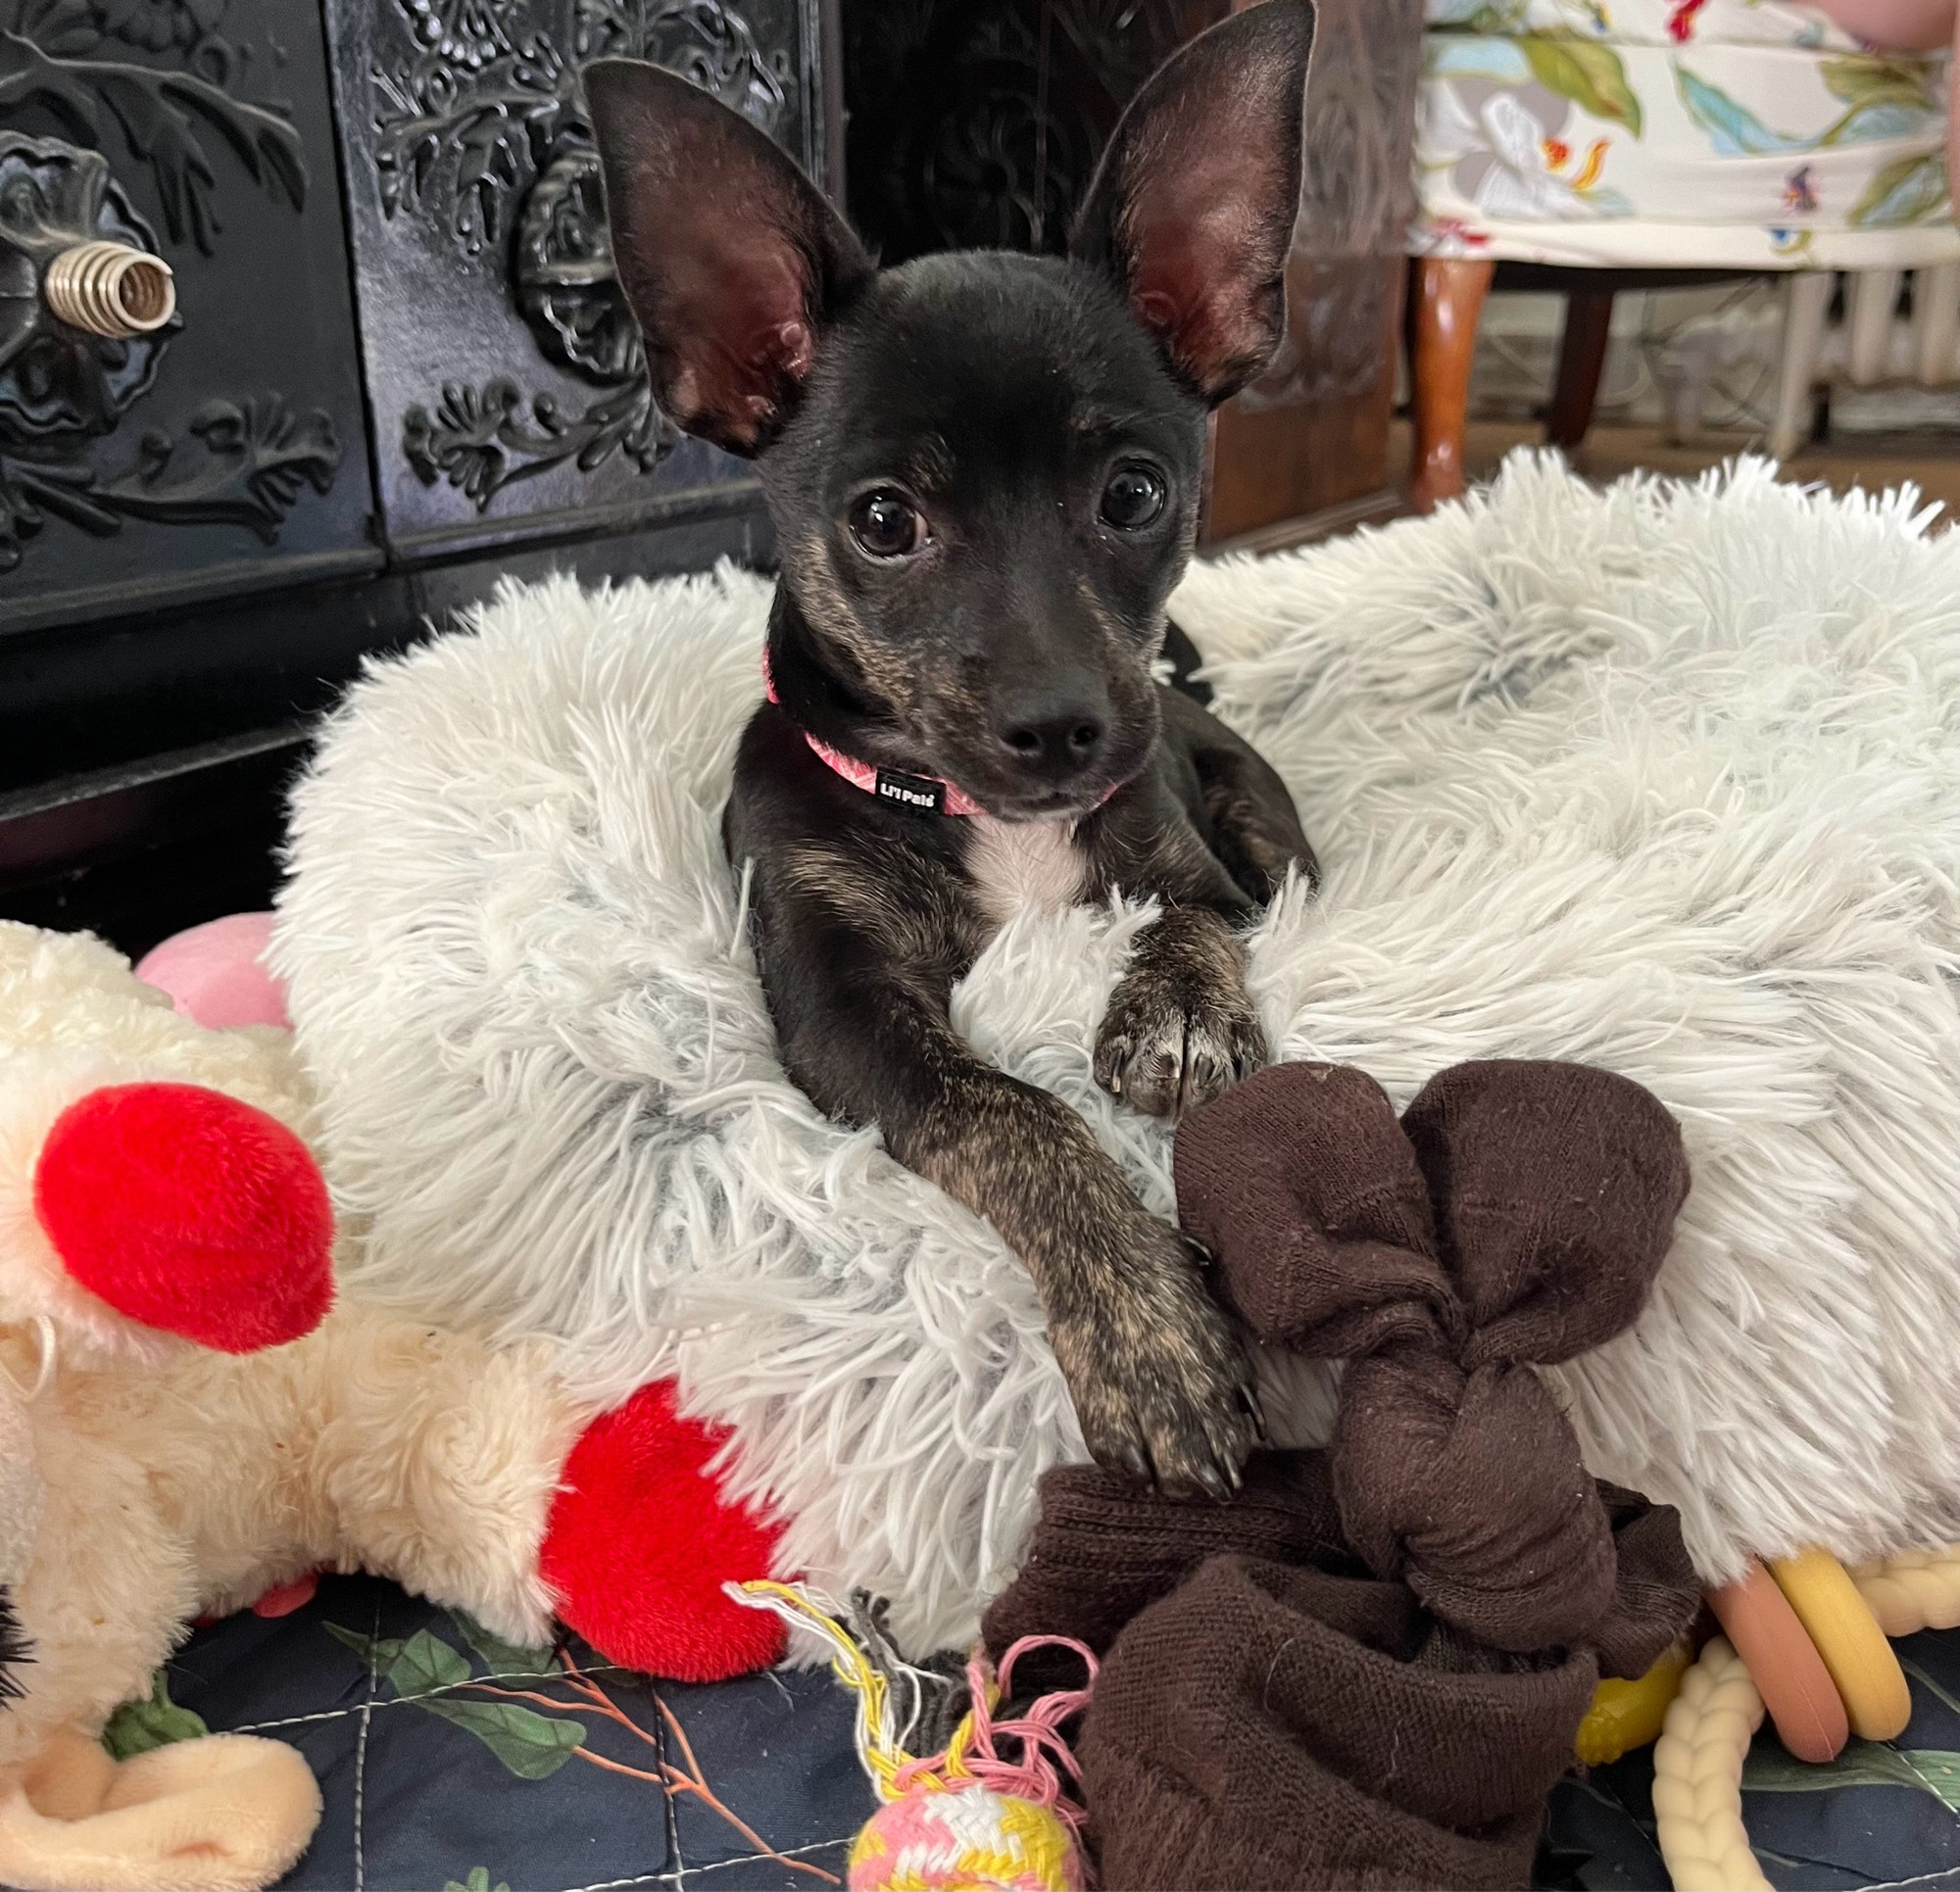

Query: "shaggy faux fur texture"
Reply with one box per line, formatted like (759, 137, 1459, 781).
(275, 454, 1960, 1656)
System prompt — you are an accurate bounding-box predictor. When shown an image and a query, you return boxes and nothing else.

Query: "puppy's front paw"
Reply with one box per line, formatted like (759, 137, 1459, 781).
(1094, 966, 1266, 1120)
(1050, 1251, 1258, 1501)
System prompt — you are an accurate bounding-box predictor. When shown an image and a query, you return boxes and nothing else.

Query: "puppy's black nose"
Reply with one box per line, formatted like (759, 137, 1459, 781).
(993, 699, 1108, 781)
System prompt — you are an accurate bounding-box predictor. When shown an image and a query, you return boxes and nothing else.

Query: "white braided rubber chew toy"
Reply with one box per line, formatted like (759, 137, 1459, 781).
(1655, 1547, 1960, 1892)
(1849, 1549, 1960, 1637)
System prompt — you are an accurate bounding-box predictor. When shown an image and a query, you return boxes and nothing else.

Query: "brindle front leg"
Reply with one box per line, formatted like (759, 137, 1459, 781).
(910, 1049, 1257, 1496)
(758, 888, 1256, 1497)
(1090, 693, 1313, 1119)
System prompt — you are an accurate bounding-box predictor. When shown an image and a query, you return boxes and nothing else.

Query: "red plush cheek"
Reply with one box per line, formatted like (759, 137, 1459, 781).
(33, 1082, 334, 1352)
(540, 1382, 786, 1682)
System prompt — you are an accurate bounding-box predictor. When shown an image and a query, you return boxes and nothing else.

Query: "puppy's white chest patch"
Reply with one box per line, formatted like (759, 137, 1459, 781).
(965, 816, 1090, 929)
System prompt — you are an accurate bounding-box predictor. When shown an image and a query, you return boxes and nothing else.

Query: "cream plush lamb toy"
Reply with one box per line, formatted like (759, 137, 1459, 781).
(0, 921, 784, 1891)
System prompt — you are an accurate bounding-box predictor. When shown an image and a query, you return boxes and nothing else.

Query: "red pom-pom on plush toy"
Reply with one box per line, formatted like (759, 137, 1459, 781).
(541, 1382, 786, 1682)
(34, 1082, 334, 1352)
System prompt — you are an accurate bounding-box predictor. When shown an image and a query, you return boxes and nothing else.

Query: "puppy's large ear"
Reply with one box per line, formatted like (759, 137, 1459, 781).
(1070, 0, 1314, 406)
(585, 59, 874, 456)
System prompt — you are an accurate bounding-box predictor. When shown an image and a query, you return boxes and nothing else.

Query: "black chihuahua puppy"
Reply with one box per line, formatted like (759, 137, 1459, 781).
(587, 0, 1319, 1499)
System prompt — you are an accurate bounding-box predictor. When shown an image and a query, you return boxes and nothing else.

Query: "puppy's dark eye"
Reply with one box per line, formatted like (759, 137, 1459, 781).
(1100, 463, 1167, 531)
(847, 490, 926, 559)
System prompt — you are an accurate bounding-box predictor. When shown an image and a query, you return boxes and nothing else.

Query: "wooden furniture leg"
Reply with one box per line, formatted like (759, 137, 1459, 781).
(1544, 285, 1614, 450)
(1408, 256, 1494, 512)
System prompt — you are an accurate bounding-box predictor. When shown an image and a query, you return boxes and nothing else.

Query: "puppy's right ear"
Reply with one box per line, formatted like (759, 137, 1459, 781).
(585, 61, 874, 456)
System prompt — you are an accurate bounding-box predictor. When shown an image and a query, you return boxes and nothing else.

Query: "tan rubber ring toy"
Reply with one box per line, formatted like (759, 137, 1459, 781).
(1706, 1559, 1848, 1763)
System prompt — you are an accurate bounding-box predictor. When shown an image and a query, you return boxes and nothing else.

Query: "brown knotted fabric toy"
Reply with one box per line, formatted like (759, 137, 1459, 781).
(985, 1059, 1702, 1892)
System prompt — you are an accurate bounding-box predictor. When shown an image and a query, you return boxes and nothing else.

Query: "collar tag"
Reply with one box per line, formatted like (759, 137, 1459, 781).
(874, 768, 947, 815)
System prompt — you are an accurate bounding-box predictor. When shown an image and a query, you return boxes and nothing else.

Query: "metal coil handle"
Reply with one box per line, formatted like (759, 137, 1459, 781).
(42, 239, 175, 339)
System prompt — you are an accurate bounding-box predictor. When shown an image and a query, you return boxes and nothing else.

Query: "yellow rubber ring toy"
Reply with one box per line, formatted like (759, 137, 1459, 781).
(1657, 1545, 1960, 1892)
(1769, 1547, 1912, 1742)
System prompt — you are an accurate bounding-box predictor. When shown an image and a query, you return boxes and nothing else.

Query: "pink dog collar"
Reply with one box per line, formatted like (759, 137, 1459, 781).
(761, 648, 1124, 820)
(763, 648, 984, 817)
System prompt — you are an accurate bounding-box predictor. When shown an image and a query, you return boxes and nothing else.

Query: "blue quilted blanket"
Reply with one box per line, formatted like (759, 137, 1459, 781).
(121, 1575, 1960, 1891)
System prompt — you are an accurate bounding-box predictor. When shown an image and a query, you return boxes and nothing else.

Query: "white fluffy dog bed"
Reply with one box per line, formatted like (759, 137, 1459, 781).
(276, 453, 1960, 1655)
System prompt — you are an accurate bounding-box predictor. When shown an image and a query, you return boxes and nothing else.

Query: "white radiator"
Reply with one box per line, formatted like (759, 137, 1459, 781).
(1770, 264, 1960, 457)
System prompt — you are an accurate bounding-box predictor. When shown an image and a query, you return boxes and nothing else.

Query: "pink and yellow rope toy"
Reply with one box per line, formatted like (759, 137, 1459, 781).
(734, 1580, 1098, 1892)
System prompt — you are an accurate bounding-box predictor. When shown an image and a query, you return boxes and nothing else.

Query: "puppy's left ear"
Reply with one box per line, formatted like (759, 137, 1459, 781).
(585, 59, 874, 455)
(1071, 0, 1314, 406)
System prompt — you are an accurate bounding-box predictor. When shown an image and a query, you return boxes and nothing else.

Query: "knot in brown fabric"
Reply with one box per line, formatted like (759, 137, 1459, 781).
(1174, 1057, 1690, 1655)
(1333, 1353, 1615, 1653)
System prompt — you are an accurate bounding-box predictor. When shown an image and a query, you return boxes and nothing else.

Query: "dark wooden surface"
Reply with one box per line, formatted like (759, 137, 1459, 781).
(841, 0, 1208, 264)
(0, 493, 774, 958)
(1545, 287, 1617, 451)
(1516, 265, 1760, 453)
(1201, 0, 1420, 544)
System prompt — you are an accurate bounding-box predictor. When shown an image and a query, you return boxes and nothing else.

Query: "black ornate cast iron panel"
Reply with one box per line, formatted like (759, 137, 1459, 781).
(326, 0, 828, 557)
(0, 0, 377, 636)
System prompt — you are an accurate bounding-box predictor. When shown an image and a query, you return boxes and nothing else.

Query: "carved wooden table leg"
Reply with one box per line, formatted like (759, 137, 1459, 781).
(1409, 256, 1494, 511)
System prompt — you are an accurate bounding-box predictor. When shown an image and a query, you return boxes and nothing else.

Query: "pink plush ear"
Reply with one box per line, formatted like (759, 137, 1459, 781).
(1071, 0, 1315, 405)
(585, 59, 874, 456)
(134, 912, 289, 1032)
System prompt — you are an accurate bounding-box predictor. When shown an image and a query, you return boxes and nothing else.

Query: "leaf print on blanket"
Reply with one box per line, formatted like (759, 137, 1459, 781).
(1679, 55, 1944, 166)
(449, 1610, 558, 1679)
(1675, 66, 1810, 154)
(323, 1613, 844, 1882)
(1430, 0, 1615, 33)
(1743, 1737, 1960, 1808)
(325, 1622, 587, 1779)
(101, 1672, 210, 1760)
